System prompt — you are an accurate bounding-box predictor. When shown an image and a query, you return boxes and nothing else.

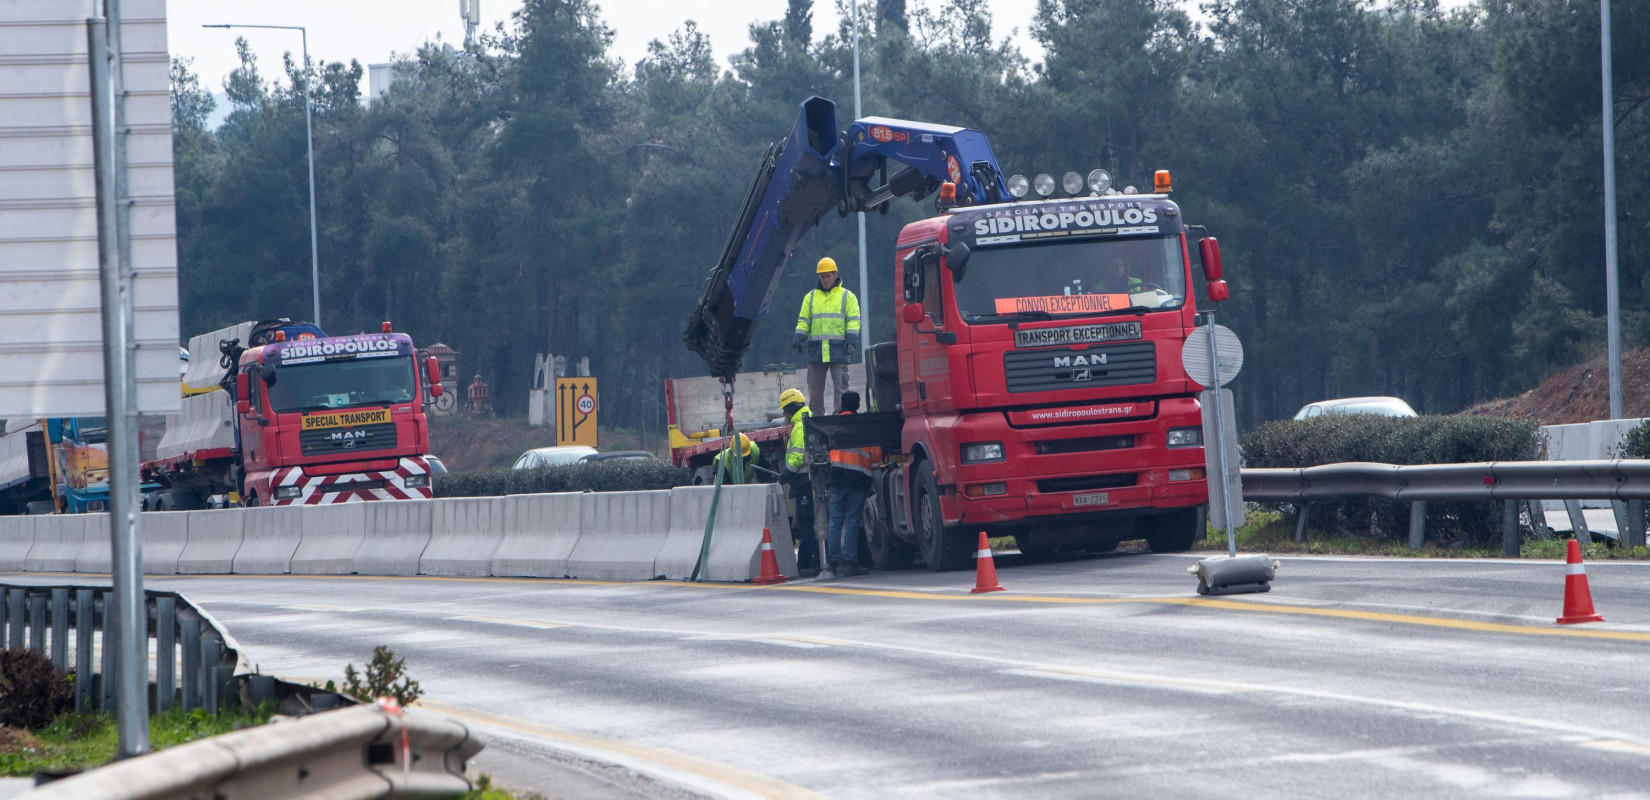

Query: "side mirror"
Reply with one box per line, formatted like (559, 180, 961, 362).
(236, 399, 251, 415)
(235, 373, 249, 402)
(261, 363, 277, 385)
(425, 357, 444, 398)
(1207, 280, 1230, 302)
(902, 303, 926, 324)
(1199, 237, 1223, 282)
(945, 241, 971, 279)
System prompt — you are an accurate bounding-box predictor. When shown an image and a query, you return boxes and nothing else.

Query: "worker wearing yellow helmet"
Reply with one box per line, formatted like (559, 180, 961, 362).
(712, 433, 759, 484)
(792, 256, 860, 415)
(776, 387, 826, 575)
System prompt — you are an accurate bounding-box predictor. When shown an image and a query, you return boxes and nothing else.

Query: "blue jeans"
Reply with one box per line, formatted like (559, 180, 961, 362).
(827, 483, 868, 564)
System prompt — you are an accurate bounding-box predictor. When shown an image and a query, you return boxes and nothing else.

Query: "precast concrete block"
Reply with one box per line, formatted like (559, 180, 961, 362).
(140, 511, 189, 575)
(655, 485, 796, 581)
(73, 514, 112, 573)
(177, 509, 245, 574)
(419, 497, 505, 576)
(23, 515, 77, 572)
(0, 515, 33, 571)
(291, 503, 367, 574)
(491, 492, 581, 577)
(232, 506, 304, 574)
(354, 500, 432, 576)
(565, 490, 671, 580)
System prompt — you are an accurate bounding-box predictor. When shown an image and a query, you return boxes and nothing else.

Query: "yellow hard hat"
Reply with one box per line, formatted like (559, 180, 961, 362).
(779, 387, 806, 412)
(816, 257, 837, 274)
(738, 433, 752, 456)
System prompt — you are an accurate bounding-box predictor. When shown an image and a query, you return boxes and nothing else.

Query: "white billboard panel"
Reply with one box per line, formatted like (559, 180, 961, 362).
(0, 0, 181, 416)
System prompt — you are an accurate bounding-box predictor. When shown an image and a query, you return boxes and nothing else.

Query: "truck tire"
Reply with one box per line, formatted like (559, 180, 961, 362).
(155, 491, 201, 512)
(914, 460, 971, 571)
(864, 490, 914, 570)
(1145, 507, 1201, 553)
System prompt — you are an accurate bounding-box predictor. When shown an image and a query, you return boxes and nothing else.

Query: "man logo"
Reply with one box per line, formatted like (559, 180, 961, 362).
(1053, 353, 1108, 368)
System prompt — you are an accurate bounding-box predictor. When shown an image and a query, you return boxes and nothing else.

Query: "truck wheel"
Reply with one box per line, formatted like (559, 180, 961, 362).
(864, 491, 914, 570)
(914, 460, 970, 571)
(1145, 507, 1201, 553)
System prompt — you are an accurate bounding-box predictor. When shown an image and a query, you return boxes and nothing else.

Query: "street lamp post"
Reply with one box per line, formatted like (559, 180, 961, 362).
(1600, 0, 1622, 420)
(851, 0, 869, 351)
(203, 23, 321, 328)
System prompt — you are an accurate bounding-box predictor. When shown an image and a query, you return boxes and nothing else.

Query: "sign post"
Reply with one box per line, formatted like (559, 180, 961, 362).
(1181, 321, 1245, 553)
(556, 377, 598, 448)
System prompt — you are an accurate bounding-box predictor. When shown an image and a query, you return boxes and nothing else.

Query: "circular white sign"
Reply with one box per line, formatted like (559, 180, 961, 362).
(1181, 324, 1243, 388)
(576, 394, 596, 415)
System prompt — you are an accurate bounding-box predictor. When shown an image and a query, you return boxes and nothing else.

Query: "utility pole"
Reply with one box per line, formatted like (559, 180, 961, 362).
(851, 0, 869, 351)
(1601, 0, 1622, 419)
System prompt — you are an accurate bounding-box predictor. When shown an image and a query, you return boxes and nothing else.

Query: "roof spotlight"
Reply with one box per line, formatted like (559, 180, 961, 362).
(1006, 174, 1030, 199)
(1122, 185, 1138, 195)
(1087, 169, 1111, 194)
(1033, 173, 1056, 198)
(1061, 171, 1085, 196)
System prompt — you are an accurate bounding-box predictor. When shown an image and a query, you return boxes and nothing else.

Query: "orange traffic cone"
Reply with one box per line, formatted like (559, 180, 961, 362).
(970, 531, 1004, 594)
(1556, 538, 1604, 624)
(753, 527, 789, 585)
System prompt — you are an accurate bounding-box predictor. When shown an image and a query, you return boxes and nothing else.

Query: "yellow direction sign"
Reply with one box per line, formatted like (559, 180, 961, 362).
(556, 377, 598, 447)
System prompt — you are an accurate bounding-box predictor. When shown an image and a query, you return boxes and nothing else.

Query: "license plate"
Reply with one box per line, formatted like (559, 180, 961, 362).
(1072, 492, 1110, 507)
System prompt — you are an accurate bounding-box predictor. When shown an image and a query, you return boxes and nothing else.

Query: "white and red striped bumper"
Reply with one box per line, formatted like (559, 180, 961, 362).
(266, 457, 433, 504)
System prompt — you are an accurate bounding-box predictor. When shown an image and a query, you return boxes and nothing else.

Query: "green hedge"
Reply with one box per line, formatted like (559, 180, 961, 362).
(434, 460, 692, 498)
(1241, 415, 1543, 546)
(1623, 423, 1650, 459)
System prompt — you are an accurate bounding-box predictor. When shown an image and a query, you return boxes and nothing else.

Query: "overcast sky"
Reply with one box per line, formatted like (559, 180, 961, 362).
(169, 0, 1045, 96)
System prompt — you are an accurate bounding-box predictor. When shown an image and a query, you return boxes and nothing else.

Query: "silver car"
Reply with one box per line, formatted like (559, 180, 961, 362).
(512, 445, 598, 469)
(1293, 396, 1418, 421)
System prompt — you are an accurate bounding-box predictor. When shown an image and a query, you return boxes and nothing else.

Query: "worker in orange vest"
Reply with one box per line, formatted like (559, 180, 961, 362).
(826, 390, 880, 577)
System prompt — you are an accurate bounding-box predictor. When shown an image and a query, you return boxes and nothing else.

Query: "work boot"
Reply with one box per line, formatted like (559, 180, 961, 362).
(838, 562, 865, 578)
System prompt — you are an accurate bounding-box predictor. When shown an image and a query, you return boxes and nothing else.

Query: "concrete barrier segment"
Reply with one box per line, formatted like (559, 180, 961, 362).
(177, 508, 246, 574)
(291, 503, 367, 575)
(657, 485, 796, 582)
(491, 492, 582, 578)
(232, 506, 305, 574)
(565, 490, 672, 581)
(354, 499, 432, 576)
(141, 511, 189, 575)
(0, 515, 33, 571)
(73, 513, 113, 573)
(24, 515, 79, 572)
(419, 497, 505, 576)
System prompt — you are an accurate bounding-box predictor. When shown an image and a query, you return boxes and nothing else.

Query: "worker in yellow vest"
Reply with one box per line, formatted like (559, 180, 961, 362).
(791, 257, 860, 415)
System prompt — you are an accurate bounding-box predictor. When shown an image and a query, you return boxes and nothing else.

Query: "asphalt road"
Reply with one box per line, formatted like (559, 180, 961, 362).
(15, 552, 1650, 799)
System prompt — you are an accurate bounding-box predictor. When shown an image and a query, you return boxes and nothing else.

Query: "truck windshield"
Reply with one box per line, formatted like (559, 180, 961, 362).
(267, 357, 417, 413)
(953, 235, 1186, 321)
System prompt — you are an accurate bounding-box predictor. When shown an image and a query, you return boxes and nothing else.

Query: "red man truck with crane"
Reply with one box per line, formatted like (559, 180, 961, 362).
(682, 97, 1230, 571)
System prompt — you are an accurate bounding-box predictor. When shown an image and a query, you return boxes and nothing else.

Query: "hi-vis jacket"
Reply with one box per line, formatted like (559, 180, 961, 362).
(713, 441, 759, 484)
(785, 405, 812, 471)
(828, 410, 881, 491)
(795, 286, 861, 364)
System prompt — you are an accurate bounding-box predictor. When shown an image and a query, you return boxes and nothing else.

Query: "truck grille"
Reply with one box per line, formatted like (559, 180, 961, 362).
(299, 422, 397, 457)
(1037, 473, 1137, 494)
(1004, 341, 1155, 393)
(1034, 435, 1134, 455)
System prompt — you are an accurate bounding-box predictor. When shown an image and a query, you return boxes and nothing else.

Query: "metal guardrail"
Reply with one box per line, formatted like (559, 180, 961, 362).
(1241, 460, 1650, 556)
(25, 704, 481, 799)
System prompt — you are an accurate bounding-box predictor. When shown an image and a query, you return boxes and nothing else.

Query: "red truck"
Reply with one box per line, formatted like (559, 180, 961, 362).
(683, 98, 1228, 571)
(142, 319, 446, 509)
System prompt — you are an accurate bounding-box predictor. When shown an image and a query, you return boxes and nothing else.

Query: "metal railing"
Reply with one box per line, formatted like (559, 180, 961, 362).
(25, 704, 481, 799)
(1241, 460, 1650, 556)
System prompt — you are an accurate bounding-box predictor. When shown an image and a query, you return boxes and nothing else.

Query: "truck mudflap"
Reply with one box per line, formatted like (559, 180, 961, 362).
(261, 457, 432, 505)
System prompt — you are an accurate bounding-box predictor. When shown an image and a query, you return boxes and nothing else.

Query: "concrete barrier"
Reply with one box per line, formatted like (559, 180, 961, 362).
(74, 513, 113, 573)
(655, 485, 796, 581)
(354, 500, 432, 576)
(566, 490, 671, 580)
(141, 511, 189, 575)
(233, 506, 304, 574)
(291, 503, 366, 575)
(0, 515, 33, 571)
(490, 492, 582, 578)
(177, 508, 245, 574)
(419, 497, 504, 576)
(24, 515, 79, 572)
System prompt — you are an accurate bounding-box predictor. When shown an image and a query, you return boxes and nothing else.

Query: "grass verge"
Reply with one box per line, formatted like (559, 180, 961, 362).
(0, 702, 278, 777)
(1194, 510, 1650, 559)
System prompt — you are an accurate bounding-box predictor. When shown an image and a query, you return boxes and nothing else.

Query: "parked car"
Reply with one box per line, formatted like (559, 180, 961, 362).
(578, 450, 659, 464)
(511, 445, 598, 469)
(423, 455, 448, 475)
(1293, 396, 1418, 421)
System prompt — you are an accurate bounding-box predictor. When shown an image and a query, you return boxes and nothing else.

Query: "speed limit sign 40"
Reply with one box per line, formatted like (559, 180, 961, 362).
(576, 394, 595, 414)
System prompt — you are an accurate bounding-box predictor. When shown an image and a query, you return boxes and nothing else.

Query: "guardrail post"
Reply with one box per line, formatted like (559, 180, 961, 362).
(1407, 501, 1427, 550)
(1563, 500, 1590, 543)
(1628, 499, 1647, 549)
(28, 591, 45, 653)
(1526, 500, 1553, 539)
(75, 589, 94, 712)
(155, 597, 176, 713)
(1502, 500, 1519, 558)
(99, 591, 116, 711)
(202, 634, 223, 712)
(50, 588, 68, 671)
(180, 616, 201, 711)
(7, 588, 24, 650)
(1294, 503, 1310, 544)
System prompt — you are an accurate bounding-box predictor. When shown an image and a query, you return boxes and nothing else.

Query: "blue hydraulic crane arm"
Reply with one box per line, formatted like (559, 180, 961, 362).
(682, 97, 1006, 379)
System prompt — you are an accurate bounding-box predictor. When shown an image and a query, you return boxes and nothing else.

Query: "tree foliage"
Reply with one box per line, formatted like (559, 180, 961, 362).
(170, 0, 1650, 431)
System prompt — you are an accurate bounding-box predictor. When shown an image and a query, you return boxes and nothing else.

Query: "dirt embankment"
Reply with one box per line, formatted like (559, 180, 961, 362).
(1465, 348, 1650, 424)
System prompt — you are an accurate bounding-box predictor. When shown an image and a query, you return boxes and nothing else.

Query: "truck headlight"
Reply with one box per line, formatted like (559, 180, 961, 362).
(962, 442, 1004, 464)
(403, 474, 429, 489)
(1166, 427, 1202, 448)
(1006, 174, 1030, 199)
(274, 485, 303, 499)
